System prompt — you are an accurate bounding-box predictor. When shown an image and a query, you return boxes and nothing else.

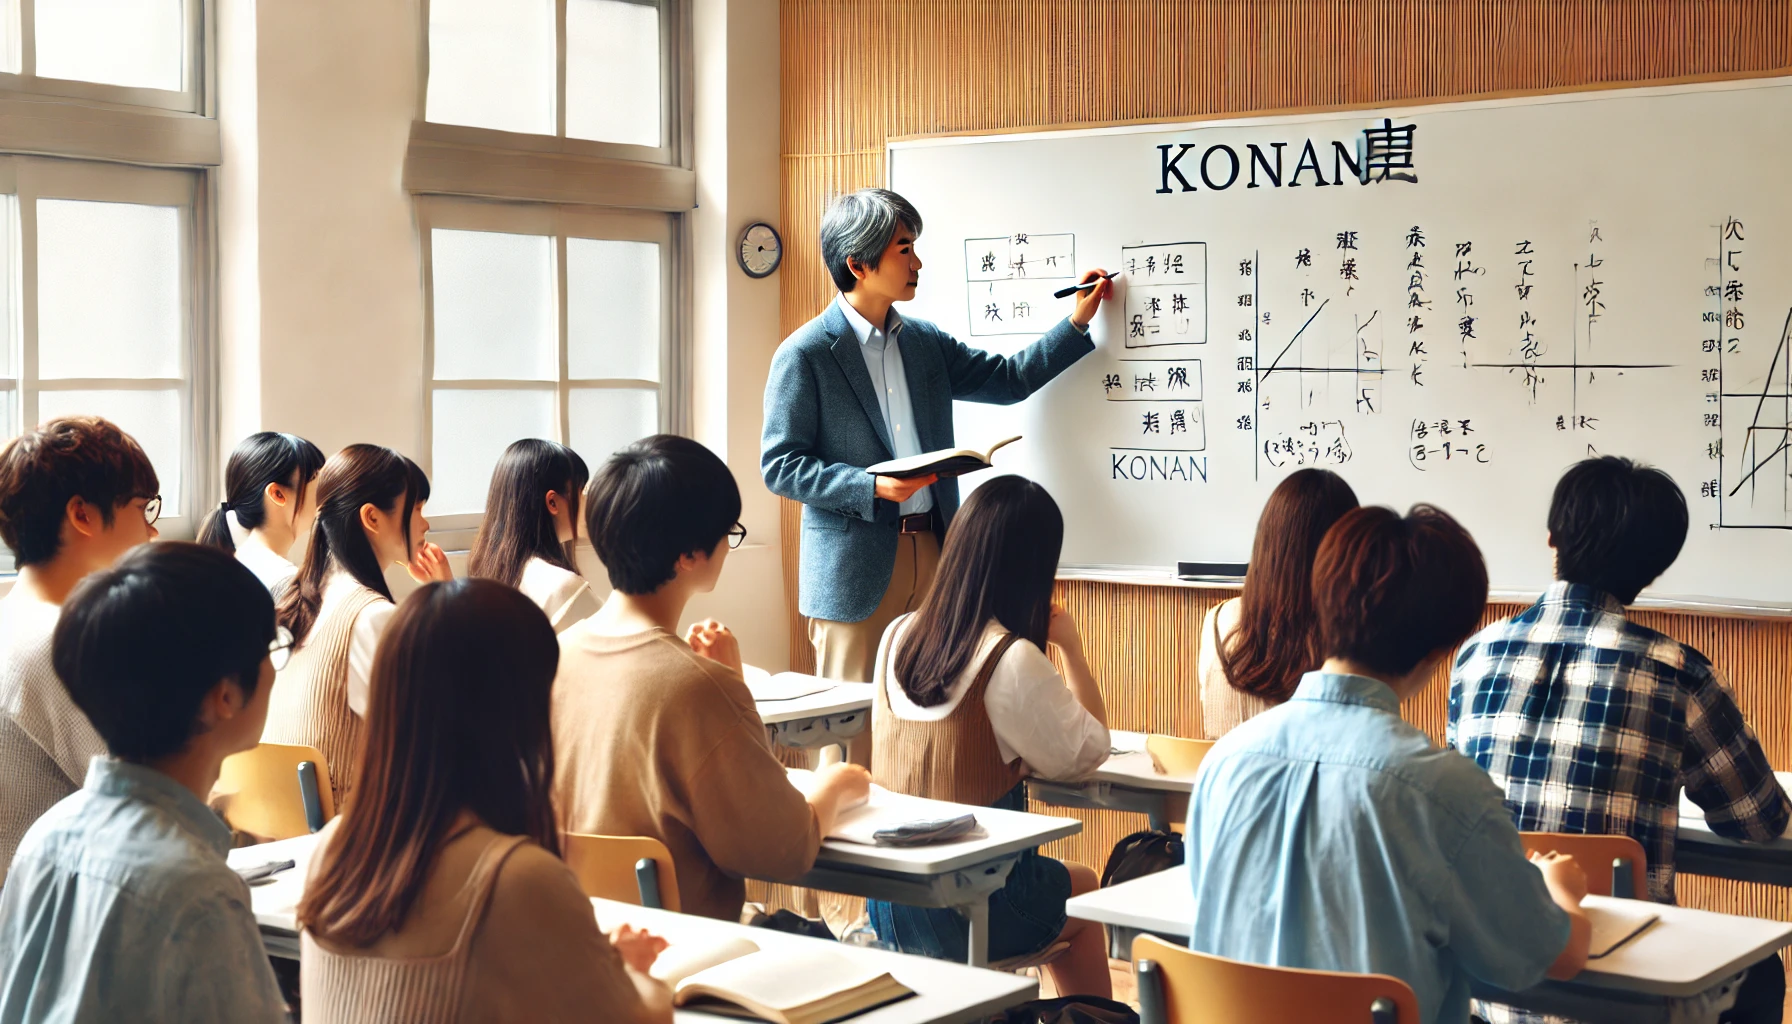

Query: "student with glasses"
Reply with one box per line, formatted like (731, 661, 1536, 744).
(0, 416, 160, 886)
(0, 543, 288, 1023)
(552, 434, 870, 921)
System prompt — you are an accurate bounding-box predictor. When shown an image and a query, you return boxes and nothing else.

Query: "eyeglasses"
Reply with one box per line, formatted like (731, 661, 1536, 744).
(141, 495, 162, 526)
(727, 522, 748, 549)
(269, 625, 296, 672)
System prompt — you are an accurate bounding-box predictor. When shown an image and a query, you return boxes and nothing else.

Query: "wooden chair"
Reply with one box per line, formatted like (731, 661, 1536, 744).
(562, 833, 682, 912)
(1132, 934, 1421, 1024)
(1520, 831, 1649, 900)
(216, 742, 334, 840)
(1146, 735, 1215, 828)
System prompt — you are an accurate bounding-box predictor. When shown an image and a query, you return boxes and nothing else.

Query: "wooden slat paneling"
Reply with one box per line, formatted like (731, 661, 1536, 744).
(778, 0, 1792, 983)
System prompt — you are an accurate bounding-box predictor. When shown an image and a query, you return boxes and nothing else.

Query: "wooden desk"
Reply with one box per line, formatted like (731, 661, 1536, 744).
(593, 898, 1035, 1024)
(225, 834, 1034, 1024)
(1066, 869, 1792, 1024)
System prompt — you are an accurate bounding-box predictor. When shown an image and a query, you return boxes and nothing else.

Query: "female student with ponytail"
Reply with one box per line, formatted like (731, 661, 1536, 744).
(264, 444, 451, 804)
(467, 439, 598, 632)
(196, 431, 327, 595)
(867, 474, 1112, 998)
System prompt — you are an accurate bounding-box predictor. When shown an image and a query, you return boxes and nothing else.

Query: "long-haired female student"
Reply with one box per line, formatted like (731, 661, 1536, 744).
(298, 579, 672, 1024)
(868, 474, 1111, 998)
(1198, 468, 1358, 738)
(197, 431, 327, 596)
(265, 444, 451, 804)
(467, 438, 597, 632)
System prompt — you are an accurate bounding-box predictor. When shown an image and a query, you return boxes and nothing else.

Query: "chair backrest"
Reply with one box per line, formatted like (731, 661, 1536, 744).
(1133, 934, 1420, 1024)
(1520, 831, 1649, 900)
(1147, 735, 1215, 776)
(217, 742, 336, 840)
(562, 833, 682, 913)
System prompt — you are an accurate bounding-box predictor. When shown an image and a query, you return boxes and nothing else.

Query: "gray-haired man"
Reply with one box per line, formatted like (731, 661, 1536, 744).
(761, 188, 1109, 681)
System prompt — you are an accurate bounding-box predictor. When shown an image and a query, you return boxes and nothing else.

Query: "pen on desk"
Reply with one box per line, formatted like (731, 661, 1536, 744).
(1052, 272, 1119, 299)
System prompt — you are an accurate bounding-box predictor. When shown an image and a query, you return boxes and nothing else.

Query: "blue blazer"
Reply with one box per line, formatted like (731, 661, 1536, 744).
(761, 300, 1094, 623)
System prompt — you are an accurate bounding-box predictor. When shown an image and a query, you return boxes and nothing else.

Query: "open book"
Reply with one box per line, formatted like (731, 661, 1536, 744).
(650, 935, 912, 1024)
(865, 436, 1021, 479)
(742, 664, 836, 703)
(1585, 900, 1660, 958)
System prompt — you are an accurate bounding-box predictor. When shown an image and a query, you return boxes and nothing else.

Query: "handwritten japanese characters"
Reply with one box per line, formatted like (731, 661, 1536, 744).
(964, 233, 1076, 337)
(1121, 242, 1207, 347)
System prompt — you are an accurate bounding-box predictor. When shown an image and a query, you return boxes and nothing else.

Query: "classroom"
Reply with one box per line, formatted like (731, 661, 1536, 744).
(0, 2, 1790, 1023)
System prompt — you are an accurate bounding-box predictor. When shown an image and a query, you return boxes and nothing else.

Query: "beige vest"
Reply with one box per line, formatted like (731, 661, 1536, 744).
(263, 585, 384, 805)
(300, 834, 527, 1024)
(873, 633, 1027, 807)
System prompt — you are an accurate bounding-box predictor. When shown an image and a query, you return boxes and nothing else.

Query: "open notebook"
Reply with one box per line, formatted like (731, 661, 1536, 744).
(1585, 900, 1660, 958)
(742, 665, 836, 703)
(650, 935, 912, 1024)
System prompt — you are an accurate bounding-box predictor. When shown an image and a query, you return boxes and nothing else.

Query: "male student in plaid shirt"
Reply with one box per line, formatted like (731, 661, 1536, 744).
(1450, 455, 1791, 1024)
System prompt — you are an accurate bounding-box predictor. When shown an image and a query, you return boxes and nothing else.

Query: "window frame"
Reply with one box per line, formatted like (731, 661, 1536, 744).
(0, 155, 215, 554)
(416, 195, 685, 543)
(0, 0, 209, 115)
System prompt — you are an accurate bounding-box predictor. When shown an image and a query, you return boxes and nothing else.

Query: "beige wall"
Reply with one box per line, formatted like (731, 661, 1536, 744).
(216, 0, 791, 667)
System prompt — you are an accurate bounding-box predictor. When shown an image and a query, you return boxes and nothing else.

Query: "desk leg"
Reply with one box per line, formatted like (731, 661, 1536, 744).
(964, 898, 992, 968)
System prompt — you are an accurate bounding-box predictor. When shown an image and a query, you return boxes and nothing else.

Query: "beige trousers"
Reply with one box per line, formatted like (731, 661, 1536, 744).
(807, 531, 941, 683)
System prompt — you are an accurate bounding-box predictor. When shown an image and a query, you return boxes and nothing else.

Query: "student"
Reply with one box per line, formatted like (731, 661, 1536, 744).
(0, 416, 159, 885)
(298, 579, 671, 1023)
(1197, 468, 1358, 738)
(0, 543, 286, 1023)
(1186, 505, 1591, 1024)
(868, 474, 1111, 997)
(468, 438, 598, 632)
(1450, 456, 1791, 1024)
(266, 444, 451, 804)
(197, 430, 327, 596)
(553, 434, 870, 921)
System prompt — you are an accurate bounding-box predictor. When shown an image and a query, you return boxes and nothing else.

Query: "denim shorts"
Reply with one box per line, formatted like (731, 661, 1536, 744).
(865, 785, 1071, 962)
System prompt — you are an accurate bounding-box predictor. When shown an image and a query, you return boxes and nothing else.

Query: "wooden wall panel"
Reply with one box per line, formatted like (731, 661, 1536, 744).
(778, 0, 1792, 963)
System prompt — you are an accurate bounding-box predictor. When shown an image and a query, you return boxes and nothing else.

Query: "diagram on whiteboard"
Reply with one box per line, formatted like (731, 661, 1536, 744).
(964, 233, 1076, 337)
(1715, 215, 1792, 530)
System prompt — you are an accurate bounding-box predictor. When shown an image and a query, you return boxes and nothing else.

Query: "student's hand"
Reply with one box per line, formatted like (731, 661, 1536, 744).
(685, 619, 742, 673)
(407, 540, 453, 583)
(1069, 267, 1113, 329)
(814, 761, 872, 807)
(1531, 850, 1589, 904)
(875, 474, 937, 504)
(1047, 604, 1085, 656)
(608, 925, 668, 973)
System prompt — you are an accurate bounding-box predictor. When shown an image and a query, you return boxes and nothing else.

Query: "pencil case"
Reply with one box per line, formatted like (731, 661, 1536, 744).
(872, 813, 978, 846)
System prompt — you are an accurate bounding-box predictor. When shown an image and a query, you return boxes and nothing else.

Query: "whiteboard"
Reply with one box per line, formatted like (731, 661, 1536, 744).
(888, 75, 1792, 613)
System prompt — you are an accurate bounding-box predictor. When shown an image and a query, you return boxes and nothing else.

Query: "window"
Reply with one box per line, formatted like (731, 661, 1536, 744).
(424, 0, 674, 159)
(0, 0, 202, 111)
(0, 158, 207, 560)
(419, 199, 672, 535)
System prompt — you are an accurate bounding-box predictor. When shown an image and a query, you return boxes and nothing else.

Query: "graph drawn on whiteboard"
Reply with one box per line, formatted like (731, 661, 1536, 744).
(1719, 308, 1792, 530)
(1120, 242, 1206, 347)
(964, 233, 1076, 337)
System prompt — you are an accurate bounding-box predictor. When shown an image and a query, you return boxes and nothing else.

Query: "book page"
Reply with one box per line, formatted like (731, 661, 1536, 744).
(676, 948, 897, 1015)
(747, 672, 836, 703)
(650, 936, 760, 989)
(1585, 901, 1659, 958)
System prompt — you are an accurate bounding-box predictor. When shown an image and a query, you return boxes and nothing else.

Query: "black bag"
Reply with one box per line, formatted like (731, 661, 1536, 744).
(998, 995, 1139, 1024)
(1100, 829, 1184, 888)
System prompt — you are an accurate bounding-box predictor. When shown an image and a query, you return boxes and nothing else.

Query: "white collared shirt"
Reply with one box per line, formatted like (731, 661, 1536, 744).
(836, 294, 933, 516)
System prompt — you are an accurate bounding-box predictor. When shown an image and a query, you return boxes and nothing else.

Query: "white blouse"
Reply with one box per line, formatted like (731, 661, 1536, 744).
(875, 613, 1110, 782)
(517, 557, 599, 633)
(307, 571, 395, 719)
(234, 542, 298, 597)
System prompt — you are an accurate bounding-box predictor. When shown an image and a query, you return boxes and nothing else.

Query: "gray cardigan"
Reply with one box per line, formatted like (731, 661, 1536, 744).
(760, 299, 1093, 623)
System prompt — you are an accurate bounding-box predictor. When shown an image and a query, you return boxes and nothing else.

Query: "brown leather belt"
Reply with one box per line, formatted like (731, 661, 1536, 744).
(898, 512, 933, 535)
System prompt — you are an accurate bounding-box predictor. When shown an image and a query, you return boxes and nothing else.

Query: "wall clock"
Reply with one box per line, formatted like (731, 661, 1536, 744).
(738, 222, 782, 279)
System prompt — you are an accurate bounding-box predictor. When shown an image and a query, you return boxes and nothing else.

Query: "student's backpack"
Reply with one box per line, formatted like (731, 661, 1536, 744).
(1100, 828, 1184, 888)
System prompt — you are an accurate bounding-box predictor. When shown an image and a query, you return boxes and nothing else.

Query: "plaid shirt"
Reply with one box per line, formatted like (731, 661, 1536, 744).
(1448, 581, 1789, 905)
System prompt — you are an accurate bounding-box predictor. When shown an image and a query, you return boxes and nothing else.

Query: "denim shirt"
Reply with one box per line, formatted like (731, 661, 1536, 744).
(1186, 672, 1570, 1024)
(0, 757, 286, 1024)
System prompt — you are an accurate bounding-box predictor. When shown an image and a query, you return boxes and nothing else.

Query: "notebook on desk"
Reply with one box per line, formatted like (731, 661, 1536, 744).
(787, 770, 986, 847)
(743, 665, 836, 703)
(650, 936, 913, 1024)
(1586, 900, 1660, 958)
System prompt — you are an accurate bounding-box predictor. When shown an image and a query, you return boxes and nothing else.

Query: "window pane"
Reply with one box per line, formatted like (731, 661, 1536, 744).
(431, 389, 556, 514)
(37, 200, 182, 381)
(569, 388, 656, 466)
(36, 0, 183, 91)
(37, 389, 181, 506)
(0, 196, 15, 379)
(566, 0, 662, 147)
(431, 229, 556, 381)
(0, 389, 14, 444)
(426, 0, 556, 136)
(567, 238, 660, 381)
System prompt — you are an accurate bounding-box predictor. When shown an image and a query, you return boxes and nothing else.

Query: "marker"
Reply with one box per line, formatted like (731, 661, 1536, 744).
(1052, 272, 1120, 299)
